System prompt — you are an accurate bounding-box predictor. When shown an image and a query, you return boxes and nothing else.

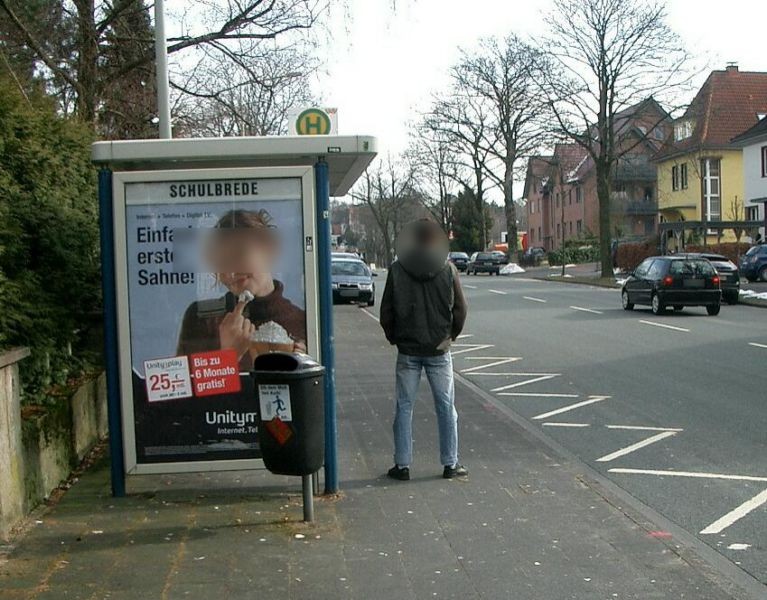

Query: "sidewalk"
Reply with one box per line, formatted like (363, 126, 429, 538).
(0, 307, 754, 599)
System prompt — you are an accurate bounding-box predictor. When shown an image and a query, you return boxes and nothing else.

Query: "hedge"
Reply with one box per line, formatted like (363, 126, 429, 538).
(0, 78, 101, 402)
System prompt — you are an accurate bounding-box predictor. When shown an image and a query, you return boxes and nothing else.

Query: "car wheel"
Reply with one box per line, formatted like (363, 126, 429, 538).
(706, 304, 721, 316)
(651, 293, 665, 315)
(367, 298, 375, 307)
(745, 276, 756, 283)
(621, 290, 634, 311)
(760, 266, 767, 282)
(673, 305, 684, 311)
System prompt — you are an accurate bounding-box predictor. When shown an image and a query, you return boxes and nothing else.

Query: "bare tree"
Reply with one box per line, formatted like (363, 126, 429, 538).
(452, 35, 551, 256)
(406, 123, 462, 233)
(540, 0, 693, 277)
(350, 157, 418, 267)
(172, 40, 319, 137)
(0, 0, 324, 131)
(426, 94, 494, 250)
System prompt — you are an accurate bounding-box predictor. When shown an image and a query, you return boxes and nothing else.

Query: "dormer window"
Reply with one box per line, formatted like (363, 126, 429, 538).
(674, 120, 694, 141)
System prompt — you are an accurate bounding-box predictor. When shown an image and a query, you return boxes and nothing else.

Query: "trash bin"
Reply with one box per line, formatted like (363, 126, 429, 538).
(252, 352, 325, 476)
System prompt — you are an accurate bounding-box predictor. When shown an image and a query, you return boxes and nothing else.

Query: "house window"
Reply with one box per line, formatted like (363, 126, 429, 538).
(569, 221, 573, 234)
(530, 229, 534, 242)
(556, 223, 561, 239)
(761, 146, 767, 177)
(575, 186, 582, 204)
(576, 220, 583, 234)
(674, 120, 693, 141)
(556, 193, 560, 207)
(701, 158, 721, 222)
(672, 165, 679, 191)
(530, 200, 534, 214)
(746, 206, 758, 221)
(569, 189, 572, 205)
(538, 226, 541, 241)
(681, 163, 688, 189)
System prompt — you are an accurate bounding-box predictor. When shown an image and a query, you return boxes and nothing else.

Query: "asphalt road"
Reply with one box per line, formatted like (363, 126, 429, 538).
(365, 270, 767, 586)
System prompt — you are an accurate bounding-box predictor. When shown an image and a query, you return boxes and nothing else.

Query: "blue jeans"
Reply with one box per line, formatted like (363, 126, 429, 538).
(393, 352, 458, 468)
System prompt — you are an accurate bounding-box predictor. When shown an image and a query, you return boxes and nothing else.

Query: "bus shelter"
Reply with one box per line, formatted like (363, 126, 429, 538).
(92, 135, 377, 497)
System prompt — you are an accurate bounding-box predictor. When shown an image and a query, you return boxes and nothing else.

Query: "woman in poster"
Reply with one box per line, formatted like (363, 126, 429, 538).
(176, 208, 307, 370)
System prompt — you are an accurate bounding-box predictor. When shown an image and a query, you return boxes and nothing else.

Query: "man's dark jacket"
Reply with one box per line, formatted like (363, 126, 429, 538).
(380, 248, 467, 356)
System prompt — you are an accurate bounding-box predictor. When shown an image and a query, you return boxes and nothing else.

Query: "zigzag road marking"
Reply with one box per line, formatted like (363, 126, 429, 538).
(532, 396, 610, 420)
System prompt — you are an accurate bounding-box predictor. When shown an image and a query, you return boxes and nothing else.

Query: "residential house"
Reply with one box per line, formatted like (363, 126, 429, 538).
(523, 155, 554, 249)
(654, 65, 767, 246)
(524, 98, 669, 251)
(730, 115, 767, 240)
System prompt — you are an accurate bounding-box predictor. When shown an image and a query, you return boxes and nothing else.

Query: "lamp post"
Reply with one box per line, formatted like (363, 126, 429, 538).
(154, 0, 172, 139)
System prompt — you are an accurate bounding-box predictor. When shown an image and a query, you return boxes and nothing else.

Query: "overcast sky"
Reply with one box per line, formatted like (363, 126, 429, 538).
(316, 0, 767, 160)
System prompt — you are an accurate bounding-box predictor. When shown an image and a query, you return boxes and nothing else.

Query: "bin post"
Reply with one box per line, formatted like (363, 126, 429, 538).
(314, 158, 338, 494)
(302, 475, 314, 522)
(98, 168, 126, 498)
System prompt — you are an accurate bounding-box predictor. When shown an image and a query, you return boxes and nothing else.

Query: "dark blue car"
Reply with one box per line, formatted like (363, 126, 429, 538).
(740, 244, 767, 282)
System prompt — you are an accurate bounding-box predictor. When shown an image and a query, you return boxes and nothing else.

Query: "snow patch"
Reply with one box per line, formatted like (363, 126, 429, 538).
(500, 263, 526, 275)
(740, 289, 767, 300)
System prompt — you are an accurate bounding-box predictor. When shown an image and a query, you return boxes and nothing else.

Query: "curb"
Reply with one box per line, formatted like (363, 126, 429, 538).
(530, 275, 767, 307)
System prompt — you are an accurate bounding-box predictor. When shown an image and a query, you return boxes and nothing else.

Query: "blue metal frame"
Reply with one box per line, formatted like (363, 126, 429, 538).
(314, 159, 338, 494)
(98, 168, 126, 497)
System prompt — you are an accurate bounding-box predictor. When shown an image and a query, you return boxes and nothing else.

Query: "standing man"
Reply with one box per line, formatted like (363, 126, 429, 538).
(380, 219, 468, 480)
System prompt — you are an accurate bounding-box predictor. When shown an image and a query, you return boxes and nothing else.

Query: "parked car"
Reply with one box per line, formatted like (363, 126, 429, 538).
(521, 246, 546, 266)
(332, 251, 362, 260)
(740, 244, 767, 282)
(449, 251, 470, 272)
(621, 255, 721, 316)
(331, 258, 377, 306)
(467, 251, 507, 275)
(686, 253, 740, 304)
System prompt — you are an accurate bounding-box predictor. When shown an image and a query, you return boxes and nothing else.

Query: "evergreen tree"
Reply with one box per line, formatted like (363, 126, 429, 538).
(0, 76, 100, 399)
(451, 187, 492, 254)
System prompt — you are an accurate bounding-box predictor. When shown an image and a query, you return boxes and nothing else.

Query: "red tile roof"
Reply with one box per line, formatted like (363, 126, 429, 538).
(655, 67, 767, 160)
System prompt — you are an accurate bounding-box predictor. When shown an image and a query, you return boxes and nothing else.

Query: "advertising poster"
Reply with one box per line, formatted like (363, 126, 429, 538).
(121, 175, 308, 465)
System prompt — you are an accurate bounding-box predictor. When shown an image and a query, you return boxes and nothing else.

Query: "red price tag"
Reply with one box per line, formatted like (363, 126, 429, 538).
(189, 349, 241, 397)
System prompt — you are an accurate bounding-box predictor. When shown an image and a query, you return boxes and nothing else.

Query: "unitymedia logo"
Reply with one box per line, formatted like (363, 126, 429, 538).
(205, 410, 258, 428)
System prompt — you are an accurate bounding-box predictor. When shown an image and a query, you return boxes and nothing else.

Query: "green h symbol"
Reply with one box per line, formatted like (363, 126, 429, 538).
(304, 114, 324, 134)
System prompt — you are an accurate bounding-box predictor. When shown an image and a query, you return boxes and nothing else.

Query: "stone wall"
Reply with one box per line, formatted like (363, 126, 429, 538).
(0, 348, 107, 541)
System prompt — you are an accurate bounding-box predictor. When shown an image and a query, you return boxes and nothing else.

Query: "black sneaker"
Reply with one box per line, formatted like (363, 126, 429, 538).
(387, 465, 410, 481)
(443, 464, 468, 479)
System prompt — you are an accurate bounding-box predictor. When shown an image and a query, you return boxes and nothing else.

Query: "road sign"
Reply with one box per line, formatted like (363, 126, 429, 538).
(291, 108, 337, 136)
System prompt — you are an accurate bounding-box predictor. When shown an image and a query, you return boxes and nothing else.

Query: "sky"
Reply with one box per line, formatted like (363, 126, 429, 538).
(315, 0, 767, 160)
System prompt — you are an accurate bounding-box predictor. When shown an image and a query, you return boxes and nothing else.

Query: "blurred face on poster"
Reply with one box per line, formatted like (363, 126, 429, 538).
(205, 210, 279, 297)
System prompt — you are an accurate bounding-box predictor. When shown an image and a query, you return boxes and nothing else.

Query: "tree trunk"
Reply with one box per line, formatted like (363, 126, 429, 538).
(74, 0, 98, 125)
(503, 160, 518, 258)
(596, 163, 613, 278)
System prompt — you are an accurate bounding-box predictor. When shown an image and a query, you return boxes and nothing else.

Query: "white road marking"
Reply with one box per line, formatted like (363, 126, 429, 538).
(608, 468, 767, 483)
(606, 425, 683, 432)
(451, 344, 494, 356)
(498, 392, 579, 398)
(463, 284, 478, 289)
(639, 320, 690, 333)
(456, 334, 474, 339)
(488, 289, 507, 295)
(361, 309, 380, 322)
(700, 488, 767, 535)
(727, 543, 751, 550)
(491, 374, 560, 392)
(542, 422, 591, 428)
(461, 358, 522, 373)
(523, 296, 547, 303)
(595, 431, 679, 463)
(748, 342, 767, 349)
(570, 305, 603, 315)
(532, 395, 610, 421)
